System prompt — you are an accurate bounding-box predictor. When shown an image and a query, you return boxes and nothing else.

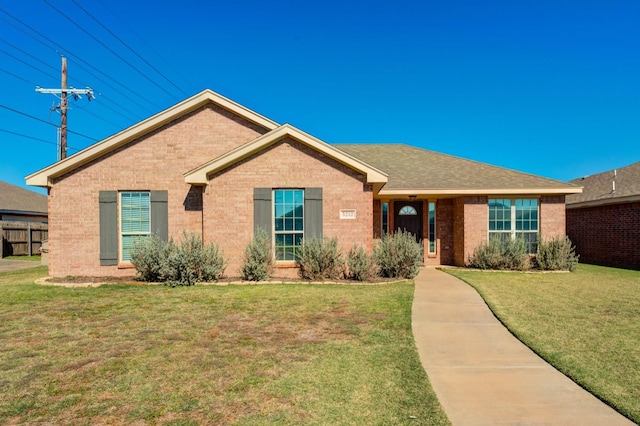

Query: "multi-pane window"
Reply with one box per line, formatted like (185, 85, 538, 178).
(274, 189, 304, 261)
(488, 198, 539, 252)
(428, 201, 436, 254)
(120, 192, 150, 262)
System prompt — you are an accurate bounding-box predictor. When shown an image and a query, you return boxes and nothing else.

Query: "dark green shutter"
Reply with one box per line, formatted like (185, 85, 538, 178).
(254, 188, 272, 238)
(150, 190, 168, 242)
(99, 191, 118, 266)
(304, 188, 323, 239)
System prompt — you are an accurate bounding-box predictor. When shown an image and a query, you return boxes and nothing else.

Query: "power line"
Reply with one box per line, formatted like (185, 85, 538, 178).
(0, 128, 80, 152)
(0, 37, 59, 74)
(0, 66, 37, 85)
(0, 46, 59, 82)
(0, 8, 161, 113)
(95, 0, 193, 90)
(0, 103, 99, 142)
(73, 102, 121, 128)
(44, 0, 180, 101)
(70, 0, 188, 97)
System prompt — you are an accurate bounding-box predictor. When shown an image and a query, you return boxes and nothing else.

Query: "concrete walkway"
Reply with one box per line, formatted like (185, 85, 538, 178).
(412, 267, 634, 426)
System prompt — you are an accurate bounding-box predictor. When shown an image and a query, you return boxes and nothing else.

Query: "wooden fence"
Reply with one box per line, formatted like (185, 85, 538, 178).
(0, 221, 48, 258)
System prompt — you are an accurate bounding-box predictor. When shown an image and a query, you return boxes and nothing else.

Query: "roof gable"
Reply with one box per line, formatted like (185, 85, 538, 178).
(335, 144, 582, 195)
(567, 161, 640, 207)
(184, 124, 388, 186)
(26, 89, 279, 187)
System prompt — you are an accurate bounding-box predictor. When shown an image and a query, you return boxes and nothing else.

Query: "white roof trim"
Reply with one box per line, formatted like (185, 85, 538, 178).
(26, 89, 279, 188)
(184, 124, 388, 185)
(378, 187, 583, 196)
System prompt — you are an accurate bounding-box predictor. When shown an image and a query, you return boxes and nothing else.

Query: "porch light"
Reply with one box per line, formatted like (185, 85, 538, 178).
(408, 195, 417, 201)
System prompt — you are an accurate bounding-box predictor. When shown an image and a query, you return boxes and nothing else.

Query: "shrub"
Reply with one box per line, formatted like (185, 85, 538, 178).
(536, 235, 579, 271)
(242, 228, 273, 281)
(374, 230, 423, 279)
(130, 233, 165, 282)
(297, 237, 344, 280)
(131, 231, 226, 286)
(346, 244, 379, 282)
(469, 237, 529, 270)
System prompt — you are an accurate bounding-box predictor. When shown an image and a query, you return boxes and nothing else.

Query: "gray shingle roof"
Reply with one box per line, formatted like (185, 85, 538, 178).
(566, 161, 640, 205)
(0, 181, 48, 215)
(335, 144, 579, 192)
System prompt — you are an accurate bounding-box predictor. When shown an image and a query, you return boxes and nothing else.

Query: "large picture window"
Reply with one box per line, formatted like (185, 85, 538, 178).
(120, 192, 150, 262)
(274, 189, 304, 261)
(489, 198, 538, 252)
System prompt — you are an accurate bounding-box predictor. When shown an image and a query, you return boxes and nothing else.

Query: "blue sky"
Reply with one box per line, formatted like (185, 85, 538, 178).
(1, 0, 638, 194)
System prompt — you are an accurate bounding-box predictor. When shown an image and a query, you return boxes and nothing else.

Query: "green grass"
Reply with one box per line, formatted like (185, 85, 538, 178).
(0, 267, 449, 425)
(2, 255, 41, 261)
(446, 264, 640, 423)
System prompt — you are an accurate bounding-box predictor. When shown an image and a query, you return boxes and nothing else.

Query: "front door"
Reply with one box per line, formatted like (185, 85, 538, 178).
(395, 201, 423, 242)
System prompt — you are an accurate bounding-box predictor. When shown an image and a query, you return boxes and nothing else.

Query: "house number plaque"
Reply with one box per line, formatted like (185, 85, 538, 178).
(339, 209, 357, 219)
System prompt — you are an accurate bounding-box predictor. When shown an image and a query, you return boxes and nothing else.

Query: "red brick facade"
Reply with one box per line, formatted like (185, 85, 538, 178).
(203, 137, 372, 276)
(567, 202, 640, 269)
(47, 105, 266, 277)
(540, 195, 566, 240)
(39, 93, 574, 278)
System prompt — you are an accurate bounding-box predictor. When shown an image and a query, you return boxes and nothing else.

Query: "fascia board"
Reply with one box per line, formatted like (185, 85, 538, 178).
(378, 187, 583, 196)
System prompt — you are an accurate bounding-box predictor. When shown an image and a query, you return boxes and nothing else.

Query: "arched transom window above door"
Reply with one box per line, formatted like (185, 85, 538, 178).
(398, 205, 418, 215)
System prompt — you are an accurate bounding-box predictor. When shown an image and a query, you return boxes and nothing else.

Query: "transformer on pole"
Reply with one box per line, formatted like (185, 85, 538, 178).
(36, 56, 94, 160)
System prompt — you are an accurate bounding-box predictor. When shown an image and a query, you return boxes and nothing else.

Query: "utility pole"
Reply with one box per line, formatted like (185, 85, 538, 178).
(36, 56, 94, 160)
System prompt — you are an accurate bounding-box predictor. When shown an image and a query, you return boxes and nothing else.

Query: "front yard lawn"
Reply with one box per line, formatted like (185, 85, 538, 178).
(446, 264, 640, 424)
(0, 267, 449, 425)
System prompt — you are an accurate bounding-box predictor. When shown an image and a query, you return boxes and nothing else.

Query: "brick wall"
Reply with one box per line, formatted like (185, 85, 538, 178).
(567, 201, 640, 269)
(425, 199, 454, 266)
(203, 137, 372, 277)
(373, 199, 382, 239)
(540, 195, 566, 240)
(452, 196, 488, 265)
(47, 104, 267, 277)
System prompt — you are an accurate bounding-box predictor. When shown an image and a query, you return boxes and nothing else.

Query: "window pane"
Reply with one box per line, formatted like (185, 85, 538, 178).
(120, 192, 150, 261)
(274, 189, 304, 261)
(382, 202, 389, 234)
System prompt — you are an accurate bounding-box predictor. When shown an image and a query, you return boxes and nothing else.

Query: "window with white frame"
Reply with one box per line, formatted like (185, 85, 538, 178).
(120, 191, 150, 262)
(488, 198, 538, 253)
(274, 189, 304, 261)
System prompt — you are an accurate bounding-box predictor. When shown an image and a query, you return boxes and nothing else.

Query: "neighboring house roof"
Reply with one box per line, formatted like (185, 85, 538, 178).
(26, 89, 280, 188)
(185, 124, 388, 188)
(566, 161, 640, 208)
(335, 144, 581, 196)
(0, 181, 47, 216)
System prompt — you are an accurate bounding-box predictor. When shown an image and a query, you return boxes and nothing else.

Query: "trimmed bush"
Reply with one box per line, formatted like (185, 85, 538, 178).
(346, 244, 379, 282)
(374, 230, 423, 279)
(130, 233, 165, 282)
(468, 237, 529, 270)
(242, 228, 273, 281)
(297, 237, 344, 280)
(536, 235, 579, 271)
(130, 231, 226, 286)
